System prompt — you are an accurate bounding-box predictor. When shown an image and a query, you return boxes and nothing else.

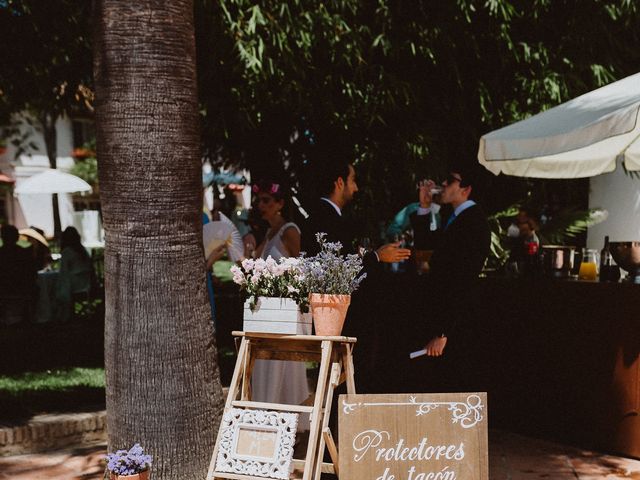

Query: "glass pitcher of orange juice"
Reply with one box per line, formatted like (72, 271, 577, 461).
(578, 248, 599, 281)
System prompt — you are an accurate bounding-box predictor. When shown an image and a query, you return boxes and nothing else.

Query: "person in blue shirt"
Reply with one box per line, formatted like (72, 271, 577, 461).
(387, 181, 441, 244)
(409, 180, 443, 251)
(202, 211, 217, 326)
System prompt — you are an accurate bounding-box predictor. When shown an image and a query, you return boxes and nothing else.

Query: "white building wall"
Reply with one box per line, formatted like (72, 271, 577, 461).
(1, 113, 77, 236)
(587, 159, 640, 248)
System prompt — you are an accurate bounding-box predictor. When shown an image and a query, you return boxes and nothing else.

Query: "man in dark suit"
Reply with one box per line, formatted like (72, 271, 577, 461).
(303, 159, 411, 397)
(419, 167, 490, 358)
(302, 161, 410, 265)
(398, 166, 490, 394)
(302, 162, 357, 255)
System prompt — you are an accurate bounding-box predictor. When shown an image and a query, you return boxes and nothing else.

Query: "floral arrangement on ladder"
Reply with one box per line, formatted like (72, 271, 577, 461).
(300, 233, 366, 335)
(231, 256, 312, 335)
(231, 233, 365, 336)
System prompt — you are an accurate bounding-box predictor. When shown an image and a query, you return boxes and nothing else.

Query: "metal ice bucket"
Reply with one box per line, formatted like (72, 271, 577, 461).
(610, 241, 640, 283)
(540, 245, 576, 278)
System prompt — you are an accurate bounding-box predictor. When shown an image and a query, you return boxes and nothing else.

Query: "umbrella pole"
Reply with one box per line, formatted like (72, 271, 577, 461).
(52, 193, 62, 239)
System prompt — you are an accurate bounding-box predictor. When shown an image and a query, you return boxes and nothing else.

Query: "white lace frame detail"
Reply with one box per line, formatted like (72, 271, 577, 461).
(215, 408, 298, 479)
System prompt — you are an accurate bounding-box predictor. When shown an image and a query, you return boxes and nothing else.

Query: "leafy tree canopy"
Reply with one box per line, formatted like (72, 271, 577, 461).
(2, 1, 640, 234)
(0, 0, 93, 117)
(195, 0, 640, 233)
(0, 0, 93, 161)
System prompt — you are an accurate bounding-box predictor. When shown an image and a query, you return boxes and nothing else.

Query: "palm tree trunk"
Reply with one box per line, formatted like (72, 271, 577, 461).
(93, 1, 224, 478)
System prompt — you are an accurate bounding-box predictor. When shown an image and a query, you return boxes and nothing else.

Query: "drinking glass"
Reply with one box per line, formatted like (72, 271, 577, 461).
(578, 248, 599, 281)
(416, 180, 442, 195)
(357, 237, 371, 256)
(414, 249, 433, 274)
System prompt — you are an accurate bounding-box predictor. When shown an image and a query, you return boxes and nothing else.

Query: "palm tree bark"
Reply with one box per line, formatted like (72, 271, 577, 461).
(93, 1, 223, 478)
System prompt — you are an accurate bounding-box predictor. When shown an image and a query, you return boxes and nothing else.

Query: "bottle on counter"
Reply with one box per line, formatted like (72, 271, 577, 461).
(524, 234, 541, 277)
(599, 235, 620, 282)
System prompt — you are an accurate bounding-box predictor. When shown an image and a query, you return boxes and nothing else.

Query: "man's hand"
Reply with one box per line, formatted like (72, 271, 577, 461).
(418, 179, 436, 208)
(376, 242, 411, 263)
(425, 336, 447, 357)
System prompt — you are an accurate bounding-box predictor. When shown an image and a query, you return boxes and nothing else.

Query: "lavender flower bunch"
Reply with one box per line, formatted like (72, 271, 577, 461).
(300, 233, 366, 295)
(106, 443, 152, 476)
(230, 256, 310, 311)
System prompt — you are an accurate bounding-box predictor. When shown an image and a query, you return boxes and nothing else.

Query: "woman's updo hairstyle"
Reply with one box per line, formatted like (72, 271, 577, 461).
(252, 179, 294, 220)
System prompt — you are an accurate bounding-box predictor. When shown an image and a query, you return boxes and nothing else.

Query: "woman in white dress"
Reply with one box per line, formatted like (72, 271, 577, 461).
(251, 181, 310, 426)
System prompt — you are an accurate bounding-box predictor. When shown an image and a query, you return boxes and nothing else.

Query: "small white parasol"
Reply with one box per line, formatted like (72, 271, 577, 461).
(14, 169, 92, 195)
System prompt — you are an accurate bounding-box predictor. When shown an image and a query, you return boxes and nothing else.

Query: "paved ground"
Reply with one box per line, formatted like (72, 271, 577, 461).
(0, 441, 105, 479)
(2, 431, 640, 479)
(490, 431, 640, 479)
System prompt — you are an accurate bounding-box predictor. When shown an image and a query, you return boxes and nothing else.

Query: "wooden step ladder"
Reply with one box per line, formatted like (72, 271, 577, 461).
(207, 331, 357, 480)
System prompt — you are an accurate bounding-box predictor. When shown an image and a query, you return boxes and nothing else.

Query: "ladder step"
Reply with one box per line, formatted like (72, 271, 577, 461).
(292, 459, 335, 474)
(213, 472, 293, 480)
(231, 400, 314, 413)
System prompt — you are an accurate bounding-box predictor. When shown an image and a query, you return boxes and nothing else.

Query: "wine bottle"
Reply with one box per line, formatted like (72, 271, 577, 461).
(599, 235, 620, 282)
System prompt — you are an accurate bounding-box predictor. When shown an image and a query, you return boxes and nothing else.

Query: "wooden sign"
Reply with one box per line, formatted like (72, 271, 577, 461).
(339, 393, 488, 480)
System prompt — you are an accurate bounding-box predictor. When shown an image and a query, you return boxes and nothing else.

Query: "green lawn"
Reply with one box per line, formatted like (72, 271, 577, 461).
(0, 368, 105, 395)
(0, 368, 106, 424)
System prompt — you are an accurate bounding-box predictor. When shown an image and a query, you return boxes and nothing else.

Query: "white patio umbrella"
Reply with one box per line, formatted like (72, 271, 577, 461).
(478, 72, 640, 178)
(14, 169, 92, 195)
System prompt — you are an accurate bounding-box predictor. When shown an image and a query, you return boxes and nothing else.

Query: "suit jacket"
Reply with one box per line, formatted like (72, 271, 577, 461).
(409, 209, 442, 250)
(302, 198, 378, 271)
(426, 203, 490, 337)
(302, 199, 355, 256)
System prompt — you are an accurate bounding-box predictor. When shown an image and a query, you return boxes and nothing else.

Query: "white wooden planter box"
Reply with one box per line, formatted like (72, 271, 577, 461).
(243, 297, 312, 335)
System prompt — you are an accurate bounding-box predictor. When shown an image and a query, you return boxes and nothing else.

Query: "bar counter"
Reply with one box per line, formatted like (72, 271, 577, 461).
(445, 276, 639, 457)
(349, 273, 640, 458)
(216, 273, 640, 458)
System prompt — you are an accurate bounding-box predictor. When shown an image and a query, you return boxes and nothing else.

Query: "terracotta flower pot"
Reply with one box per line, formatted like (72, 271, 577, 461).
(110, 470, 150, 480)
(309, 293, 351, 336)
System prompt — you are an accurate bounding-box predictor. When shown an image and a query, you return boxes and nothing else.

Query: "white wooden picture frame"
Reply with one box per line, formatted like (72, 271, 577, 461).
(215, 408, 298, 479)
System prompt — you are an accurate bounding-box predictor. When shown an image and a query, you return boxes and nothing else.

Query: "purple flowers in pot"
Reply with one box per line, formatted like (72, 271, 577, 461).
(300, 233, 366, 295)
(106, 443, 152, 476)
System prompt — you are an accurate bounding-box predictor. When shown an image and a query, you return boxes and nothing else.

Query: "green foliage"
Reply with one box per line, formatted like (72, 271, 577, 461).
(70, 157, 98, 185)
(487, 203, 608, 267)
(195, 0, 640, 232)
(0, 0, 93, 173)
(3, 1, 639, 235)
(0, 0, 93, 122)
(487, 204, 521, 266)
(539, 208, 608, 245)
(70, 139, 98, 186)
(73, 298, 103, 319)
